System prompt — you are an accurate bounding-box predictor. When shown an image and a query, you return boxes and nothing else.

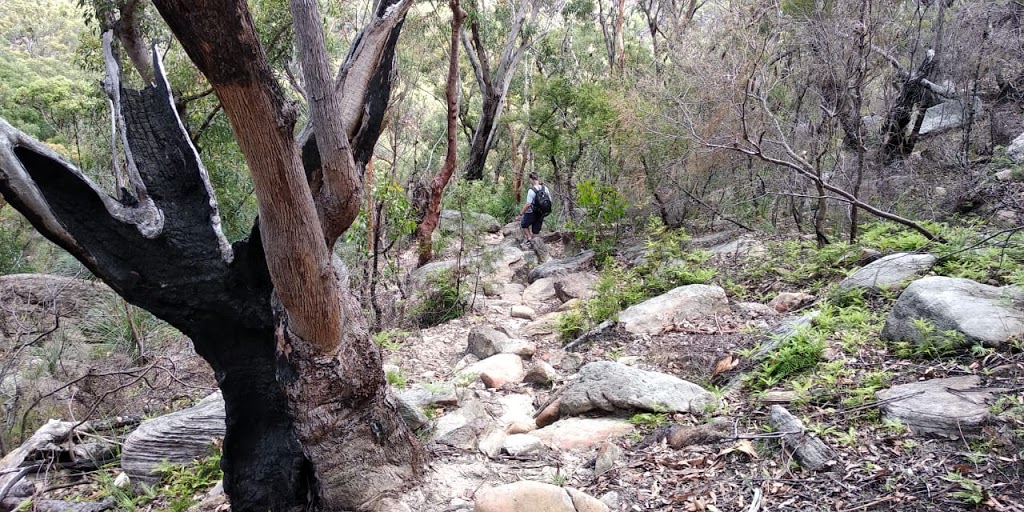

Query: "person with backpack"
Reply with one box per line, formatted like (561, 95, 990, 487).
(516, 172, 552, 247)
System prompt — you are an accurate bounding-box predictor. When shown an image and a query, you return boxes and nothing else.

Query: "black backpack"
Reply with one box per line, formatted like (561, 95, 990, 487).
(533, 185, 553, 217)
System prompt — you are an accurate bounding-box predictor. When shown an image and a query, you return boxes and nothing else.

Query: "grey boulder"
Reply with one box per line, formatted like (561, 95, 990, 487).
(528, 250, 595, 283)
(617, 285, 729, 335)
(559, 361, 717, 416)
(875, 375, 1004, 437)
(882, 276, 1024, 348)
(837, 252, 935, 292)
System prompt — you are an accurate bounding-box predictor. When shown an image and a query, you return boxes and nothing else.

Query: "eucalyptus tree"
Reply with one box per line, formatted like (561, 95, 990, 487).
(461, 0, 562, 180)
(0, 0, 425, 510)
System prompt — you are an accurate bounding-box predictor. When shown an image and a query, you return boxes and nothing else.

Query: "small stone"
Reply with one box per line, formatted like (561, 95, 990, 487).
(503, 434, 545, 456)
(478, 428, 507, 458)
(768, 292, 815, 313)
(615, 355, 641, 366)
(511, 305, 537, 320)
(995, 169, 1014, 181)
(556, 298, 581, 312)
(454, 354, 480, 372)
(593, 441, 622, 477)
(599, 491, 620, 510)
(506, 420, 536, 434)
(113, 472, 131, 489)
(533, 417, 634, 451)
(524, 361, 558, 385)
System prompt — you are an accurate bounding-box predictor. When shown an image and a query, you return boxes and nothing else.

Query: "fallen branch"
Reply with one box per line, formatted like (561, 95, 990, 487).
(769, 405, 835, 471)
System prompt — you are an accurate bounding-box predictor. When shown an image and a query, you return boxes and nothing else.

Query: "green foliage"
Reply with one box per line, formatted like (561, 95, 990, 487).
(385, 368, 408, 389)
(887, 318, 970, 359)
(567, 179, 629, 259)
(0, 218, 33, 275)
(443, 180, 518, 223)
(628, 412, 670, 429)
(747, 326, 826, 391)
(557, 218, 714, 341)
(945, 472, 987, 506)
(154, 450, 224, 512)
(413, 268, 467, 328)
(372, 329, 410, 351)
(81, 297, 178, 362)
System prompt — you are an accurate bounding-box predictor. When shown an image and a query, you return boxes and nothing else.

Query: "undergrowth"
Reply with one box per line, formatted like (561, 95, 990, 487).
(557, 218, 715, 341)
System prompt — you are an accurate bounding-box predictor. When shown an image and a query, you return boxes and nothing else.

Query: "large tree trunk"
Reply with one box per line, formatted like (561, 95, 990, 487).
(0, 0, 424, 508)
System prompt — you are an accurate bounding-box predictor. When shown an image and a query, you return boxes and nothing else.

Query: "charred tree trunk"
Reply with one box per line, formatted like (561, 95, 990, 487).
(416, 0, 465, 266)
(880, 51, 936, 160)
(0, 0, 424, 508)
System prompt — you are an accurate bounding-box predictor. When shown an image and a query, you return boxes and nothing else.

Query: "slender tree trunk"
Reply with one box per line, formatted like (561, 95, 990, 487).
(417, 0, 465, 266)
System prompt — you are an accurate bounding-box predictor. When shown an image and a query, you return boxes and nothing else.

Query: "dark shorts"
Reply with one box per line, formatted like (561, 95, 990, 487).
(520, 212, 543, 234)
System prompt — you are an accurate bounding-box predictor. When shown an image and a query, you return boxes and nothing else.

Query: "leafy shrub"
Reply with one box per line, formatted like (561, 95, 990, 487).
(444, 179, 518, 222)
(413, 268, 467, 328)
(567, 179, 629, 260)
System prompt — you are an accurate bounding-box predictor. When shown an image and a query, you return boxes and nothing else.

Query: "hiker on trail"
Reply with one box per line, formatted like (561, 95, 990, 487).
(516, 172, 552, 247)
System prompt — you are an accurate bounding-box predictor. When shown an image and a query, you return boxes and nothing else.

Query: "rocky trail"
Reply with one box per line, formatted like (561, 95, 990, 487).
(1, 220, 1023, 512)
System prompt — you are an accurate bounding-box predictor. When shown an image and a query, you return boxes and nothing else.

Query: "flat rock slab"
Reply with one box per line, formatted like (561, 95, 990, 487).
(532, 417, 634, 451)
(875, 375, 1004, 436)
(617, 284, 729, 335)
(709, 237, 766, 258)
(560, 361, 717, 415)
(528, 250, 595, 283)
(398, 383, 459, 408)
(882, 276, 1024, 347)
(474, 481, 608, 512)
(121, 392, 226, 481)
(838, 252, 935, 292)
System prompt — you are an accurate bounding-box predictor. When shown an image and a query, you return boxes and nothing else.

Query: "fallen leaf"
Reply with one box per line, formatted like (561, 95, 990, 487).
(718, 439, 758, 459)
(711, 355, 739, 376)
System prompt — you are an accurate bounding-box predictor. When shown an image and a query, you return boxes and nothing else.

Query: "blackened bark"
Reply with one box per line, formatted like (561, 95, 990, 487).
(881, 52, 937, 160)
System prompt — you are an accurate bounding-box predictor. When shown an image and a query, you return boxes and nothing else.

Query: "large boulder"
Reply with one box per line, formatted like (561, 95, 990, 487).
(617, 285, 729, 335)
(919, 97, 982, 136)
(474, 481, 608, 512)
(528, 250, 595, 283)
(121, 392, 226, 481)
(466, 326, 535, 359)
(875, 375, 1004, 437)
(837, 253, 935, 292)
(553, 273, 600, 302)
(439, 210, 502, 234)
(559, 361, 717, 416)
(882, 276, 1024, 348)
